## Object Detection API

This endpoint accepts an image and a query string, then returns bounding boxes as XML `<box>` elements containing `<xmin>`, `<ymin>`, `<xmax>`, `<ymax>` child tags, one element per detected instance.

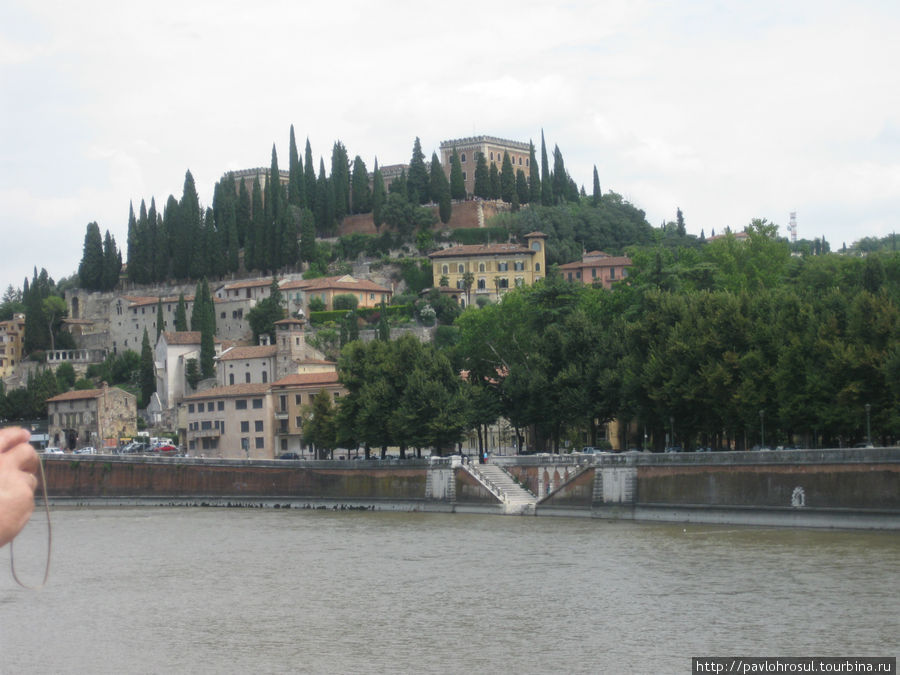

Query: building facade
<box><xmin>0</xmin><ymin>313</ymin><xmax>25</xmax><ymax>379</ymax></box>
<box><xmin>216</xmin><ymin>345</ymin><xmax>278</xmax><ymax>386</ymax></box>
<box><xmin>182</xmin><ymin>383</ymin><xmax>273</xmax><ymax>458</ymax></box>
<box><xmin>558</xmin><ymin>251</ymin><xmax>632</xmax><ymax>290</ymax></box>
<box><xmin>46</xmin><ymin>384</ymin><xmax>137</xmax><ymax>451</ymax></box>
<box><xmin>270</xmin><ymin>371</ymin><xmax>345</xmax><ymax>457</ymax></box>
<box><xmin>429</xmin><ymin>232</ymin><xmax>547</xmax><ymax>306</ymax></box>
<box><xmin>439</xmin><ymin>136</ymin><xmax>532</xmax><ymax>198</ymax></box>
<box><xmin>280</xmin><ymin>275</ymin><xmax>392</xmax><ymax>316</ymax></box>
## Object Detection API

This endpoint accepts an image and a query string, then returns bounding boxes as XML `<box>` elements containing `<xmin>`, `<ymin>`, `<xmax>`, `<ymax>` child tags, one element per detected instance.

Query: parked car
<box><xmin>278</xmin><ymin>452</ymin><xmax>301</xmax><ymax>460</ymax></box>
<box><xmin>664</xmin><ymin>445</ymin><xmax>683</xmax><ymax>453</ymax></box>
<box><xmin>156</xmin><ymin>445</ymin><xmax>179</xmax><ymax>456</ymax></box>
<box><xmin>75</xmin><ymin>446</ymin><xmax>96</xmax><ymax>455</ymax></box>
<box><xmin>43</xmin><ymin>447</ymin><xmax>64</xmax><ymax>455</ymax></box>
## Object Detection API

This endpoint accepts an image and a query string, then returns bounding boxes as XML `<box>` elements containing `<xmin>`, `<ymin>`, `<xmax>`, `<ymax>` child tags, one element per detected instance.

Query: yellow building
<box><xmin>0</xmin><ymin>313</ymin><xmax>25</xmax><ymax>379</ymax></box>
<box><xmin>429</xmin><ymin>232</ymin><xmax>547</xmax><ymax>307</ymax></box>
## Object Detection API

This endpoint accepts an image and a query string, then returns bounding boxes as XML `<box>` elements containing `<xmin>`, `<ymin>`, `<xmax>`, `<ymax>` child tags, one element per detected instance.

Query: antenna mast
<box><xmin>787</xmin><ymin>211</ymin><xmax>798</xmax><ymax>243</ymax></box>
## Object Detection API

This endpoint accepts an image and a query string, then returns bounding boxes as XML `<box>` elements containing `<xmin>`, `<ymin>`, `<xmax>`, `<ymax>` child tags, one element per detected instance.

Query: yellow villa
<box><xmin>429</xmin><ymin>232</ymin><xmax>547</xmax><ymax>306</ymax></box>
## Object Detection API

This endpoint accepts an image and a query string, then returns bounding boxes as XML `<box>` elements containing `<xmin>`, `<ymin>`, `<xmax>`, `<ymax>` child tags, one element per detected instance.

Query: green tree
<box><xmin>473</xmin><ymin>152</ymin><xmax>490</xmax><ymax>199</ymax></box>
<box><xmin>407</xmin><ymin>137</ymin><xmax>429</xmax><ymax>205</ymax></box>
<box><xmin>78</xmin><ymin>222</ymin><xmax>104</xmax><ymax>290</ymax></box>
<box><xmin>41</xmin><ymin>295</ymin><xmax>67</xmax><ymax>353</ymax></box>
<box><xmin>592</xmin><ymin>166</ymin><xmax>601</xmax><ymax>206</ymax></box>
<box><xmin>489</xmin><ymin>163</ymin><xmax>500</xmax><ymax>200</ymax></box>
<box><xmin>174</xmin><ymin>293</ymin><xmax>188</xmax><ymax>332</ymax></box>
<box><xmin>516</xmin><ymin>169</ymin><xmax>529</xmax><ymax>206</ymax></box>
<box><xmin>331</xmin><ymin>141</ymin><xmax>350</xmax><ymax>222</ymax></box>
<box><xmin>350</xmin><ymin>155</ymin><xmax>371</xmax><ymax>214</ymax></box>
<box><xmin>287</xmin><ymin>124</ymin><xmax>305</xmax><ymax>208</ymax></box>
<box><xmin>540</xmin><ymin>130</ymin><xmax>553</xmax><ymax>206</ymax></box>
<box><xmin>372</xmin><ymin>159</ymin><xmax>386</xmax><ymax>230</ymax></box>
<box><xmin>156</xmin><ymin>298</ymin><xmax>164</xmax><ymax>340</ymax></box>
<box><xmin>247</xmin><ymin>279</ymin><xmax>286</xmax><ymax>344</ymax></box>
<box><xmin>500</xmin><ymin>151</ymin><xmax>516</xmax><ymax>203</ymax></box>
<box><xmin>140</xmin><ymin>328</ymin><xmax>155</xmax><ymax>406</ymax></box>
<box><xmin>55</xmin><ymin>362</ymin><xmax>76</xmax><ymax>391</ymax></box>
<box><xmin>304</xmin><ymin>138</ymin><xmax>317</xmax><ymax>214</ymax></box>
<box><xmin>430</xmin><ymin>152</ymin><xmax>452</xmax><ymax>224</ymax></box>
<box><xmin>529</xmin><ymin>140</ymin><xmax>541</xmax><ymax>205</ymax></box>
<box><xmin>102</xmin><ymin>230</ymin><xmax>121</xmax><ymax>290</ymax></box>
<box><xmin>450</xmin><ymin>147</ymin><xmax>466</xmax><ymax>200</ymax></box>
<box><xmin>303</xmin><ymin>389</ymin><xmax>338</xmax><ymax>459</ymax></box>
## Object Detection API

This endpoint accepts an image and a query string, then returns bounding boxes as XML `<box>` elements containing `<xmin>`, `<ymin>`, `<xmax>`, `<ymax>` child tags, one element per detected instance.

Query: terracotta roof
<box><xmin>524</xmin><ymin>231</ymin><xmax>547</xmax><ymax>238</ymax></box>
<box><xmin>271</xmin><ymin>372</ymin><xmax>341</xmax><ymax>387</ymax></box>
<box><xmin>274</xmin><ymin>318</ymin><xmax>306</xmax><ymax>326</ymax></box>
<box><xmin>182</xmin><ymin>383</ymin><xmax>271</xmax><ymax>400</ymax></box>
<box><xmin>280</xmin><ymin>275</ymin><xmax>390</xmax><ymax>293</ymax></box>
<box><xmin>217</xmin><ymin>345</ymin><xmax>278</xmax><ymax>361</ymax></box>
<box><xmin>222</xmin><ymin>278</ymin><xmax>274</xmax><ymax>290</ymax></box>
<box><xmin>125</xmin><ymin>295</ymin><xmax>193</xmax><ymax>308</ymax></box>
<box><xmin>559</xmin><ymin>255</ymin><xmax>632</xmax><ymax>270</ymax></box>
<box><xmin>47</xmin><ymin>387</ymin><xmax>133</xmax><ymax>402</ymax></box>
<box><xmin>429</xmin><ymin>243</ymin><xmax>532</xmax><ymax>258</ymax></box>
<box><xmin>162</xmin><ymin>331</ymin><xmax>202</xmax><ymax>345</ymax></box>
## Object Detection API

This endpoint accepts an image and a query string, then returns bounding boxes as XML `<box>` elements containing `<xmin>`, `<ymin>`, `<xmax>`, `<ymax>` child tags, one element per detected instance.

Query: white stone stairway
<box><xmin>467</xmin><ymin>462</ymin><xmax>537</xmax><ymax>515</ymax></box>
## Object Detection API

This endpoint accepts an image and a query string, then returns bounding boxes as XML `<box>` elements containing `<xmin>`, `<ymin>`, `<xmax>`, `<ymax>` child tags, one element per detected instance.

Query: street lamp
<box><xmin>759</xmin><ymin>409</ymin><xmax>765</xmax><ymax>449</ymax></box>
<box><xmin>669</xmin><ymin>416</ymin><xmax>675</xmax><ymax>449</ymax></box>
<box><xmin>865</xmin><ymin>404</ymin><xmax>872</xmax><ymax>446</ymax></box>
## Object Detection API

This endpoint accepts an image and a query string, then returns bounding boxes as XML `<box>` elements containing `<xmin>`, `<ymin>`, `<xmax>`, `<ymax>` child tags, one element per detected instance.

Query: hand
<box><xmin>0</xmin><ymin>428</ymin><xmax>39</xmax><ymax>547</ymax></box>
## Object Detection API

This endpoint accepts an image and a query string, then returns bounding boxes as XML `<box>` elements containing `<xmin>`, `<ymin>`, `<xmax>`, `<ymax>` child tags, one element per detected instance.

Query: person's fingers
<box><xmin>14</xmin><ymin>443</ymin><xmax>39</xmax><ymax>476</ymax></box>
<box><xmin>0</xmin><ymin>427</ymin><xmax>31</xmax><ymax>453</ymax></box>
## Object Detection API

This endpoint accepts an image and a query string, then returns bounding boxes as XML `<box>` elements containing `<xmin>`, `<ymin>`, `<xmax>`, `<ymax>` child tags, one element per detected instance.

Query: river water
<box><xmin>0</xmin><ymin>508</ymin><xmax>897</xmax><ymax>674</ymax></box>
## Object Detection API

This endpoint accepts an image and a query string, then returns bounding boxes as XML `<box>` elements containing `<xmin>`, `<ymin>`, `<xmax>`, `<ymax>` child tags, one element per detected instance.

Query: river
<box><xmin>1</xmin><ymin>508</ymin><xmax>897</xmax><ymax>674</ymax></box>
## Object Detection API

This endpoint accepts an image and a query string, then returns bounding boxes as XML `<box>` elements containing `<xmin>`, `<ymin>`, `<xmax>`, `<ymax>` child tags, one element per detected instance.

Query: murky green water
<box><xmin>1</xmin><ymin>508</ymin><xmax>897</xmax><ymax>674</ymax></box>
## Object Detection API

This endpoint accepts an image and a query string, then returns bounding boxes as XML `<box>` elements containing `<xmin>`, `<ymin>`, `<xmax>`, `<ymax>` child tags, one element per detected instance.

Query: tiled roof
<box><xmin>280</xmin><ymin>275</ymin><xmax>390</xmax><ymax>293</ymax></box>
<box><xmin>523</xmin><ymin>231</ymin><xmax>547</xmax><ymax>238</ymax></box>
<box><xmin>429</xmin><ymin>243</ymin><xmax>532</xmax><ymax>258</ymax></box>
<box><xmin>217</xmin><ymin>345</ymin><xmax>278</xmax><ymax>361</ymax></box>
<box><xmin>222</xmin><ymin>278</ymin><xmax>275</xmax><ymax>290</ymax></box>
<box><xmin>182</xmin><ymin>383</ymin><xmax>271</xmax><ymax>400</ymax></box>
<box><xmin>271</xmin><ymin>372</ymin><xmax>340</xmax><ymax>387</ymax></box>
<box><xmin>558</xmin><ymin>256</ymin><xmax>632</xmax><ymax>270</ymax></box>
<box><xmin>162</xmin><ymin>331</ymin><xmax>202</xmax><ymax>345</ymax></box>
<box><xmin>46</xmin><ymin>387</ymin><xmax>132</xmax><ymax>402</ymax></box>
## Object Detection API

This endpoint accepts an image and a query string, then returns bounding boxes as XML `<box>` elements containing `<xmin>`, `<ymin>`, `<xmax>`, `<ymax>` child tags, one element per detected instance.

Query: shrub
<box><xmin>333</xmin><ymin>294</ymin><xmax>358</xmax><ymax>311</ymax></box>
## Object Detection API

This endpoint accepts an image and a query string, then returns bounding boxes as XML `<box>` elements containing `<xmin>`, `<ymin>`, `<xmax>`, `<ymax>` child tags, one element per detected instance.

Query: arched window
<box><xmin>479</xmin><ymin>263</ymin><xmax>485</xmax><ymax>272</ymax></box>
<box><xmin>458</xmin><ymin>264</ymin><xmax>465</xmax><ymax>274</ymax></box>
<box><xmin>461</xmin><ymin>153</ymin><xmax>466</xmax><ymax>163</ymax></box>
<box><xmin>531</xmin><ymin>241</ymin><xmax>542</xmax><ymax>251</ymax></box>
<box><xmin>442</xmin><ymin>264</ymin><xmax>449</xmax><ymax>275</ymax></box>
<box><xmin>477</xmin><ymin>278</ymin><xmax>486</xmax><ymax>290</ymax></box>
<box><xmin>262</xmin><ymin>371</ymin><xmax>268</xmax><ymax>383</ymax></box>
<box><xmin>535</xmin><ymin>263</ymin><xmax>541</xmax><ymax>272</ymax></box>
<box><xmin>229</xmin><ymin>374</ymin><xmax>234</xmax><ymax>385</ymax></box>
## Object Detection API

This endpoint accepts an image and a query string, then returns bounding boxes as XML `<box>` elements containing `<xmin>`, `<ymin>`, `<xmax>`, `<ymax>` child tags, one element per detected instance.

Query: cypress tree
<box><xmin>331</xmin><ymin>141</ymin><xmax>350</xmax><ymax>222</ymax></box>
<box><xmin>473</xmin><ymin>152</ymin><xmax>490</xmax><ymax>199</ymax></box>
<box><xmin>156</xmin><ymin>298</ymin><xmax>164</xmax><ymax>340</ymax></box>
<box><xmin>350</xmin><ymin>155</ymin><xmax>371</xmax><ymax>214</ymax></box>
<box><xmin>288</xmin><ymin>125</ymin><xmax>305</xmax><ymax>208</ymax></box>
<box><xmin>304</xmin><ymin>138</ymin><xmax>317</xmax><ymax>211</ymax></box>
<box><xmin>430</xmin><ymin>152</ymin><xmax>452</xmax><ymax>224</ymax></box>
<box><xmin>280</xmin><ymin>207</ymin><xmax>299</xmax><ymax>268</ymax></box>
<box><xmin>101</xmin><ymin>230</ymin><xmax>121</xmax><ymax>290</ymax></box>
<box><xmin>175</xmin><ymin>170</ymin><xmax>201</xmax><ymax>279</ymax></box>
<box><xmin>314</xmin><ymin>160</ymin><xmax>328</xmax><ymax>234</ymax></box>
<box><xmin>540</xmin><ymin>130</ymin><xmax>552</xmax><ymax>206</ymax></box>
<box><xmin>140</xmin><ymin>328</ymin><xmax>155</xmax><ymax>406</ymax></box>
<box><xmin>516</xmin><ymin>169</ymin><xmax>529</xmax><ymax>205</ymax></box>
<box><xmin>489</xmin><ymin>163</ymin><xmax>500</xmax><ymax>200</ymax></box>
<box><xmin>552</xmin><ymin>145</ymin><xmax>567</xmax><ymax>204</ymax></box>
<box><xmin>249</xmin><ymin>177</ymin><xmax>264</xmax><ymax>271</ymax></box>
<box><xmin>266</xmin><ymin>145</ymin><xmax>284</xmax><ymax>271</ymax></box>
<box><xmin>299</xmin><ymin>207</ymin><xmax>317</xmax><ymax>263</ymax></box>
<box><xmin>528</xmin><ymin>141</ymin><xmax>541</xmax><ymax>205</ymax></box>
<box><xmin>174</xmin><ymin>293</ymin><xmax>188</xmax><ymax>331</ymax></box>
<box><xmin>163</xmin><ymin>195</ymin><xmax>180</xmax><ymax>278</ymax></box>
<box><xmin>236</xmin><ymin>178</ymin><xmax>251</xmax><ymax>249</ymax></box>
<box><xmin>500</xmin><ymin>151</ymin><xmax>515</xmax><ymax>203</ymax></box>
<box><xmin>450</xmin><ymin>148</ymin><xmax>466</xmax><ymax>200</ymax></box>
<box><xmin>78</xmin><ymin>222</ymin><xmax>104</xmax><ymax>290</ymax></box>
<box><xmin>126</xmin><ymin>202</ymin><xmax>139</xmax><ymax>283</ymax></box>
<box><xmin>372</xmin><ymin>159</ymin><xmax>386</xmax><ymax>230</ymax></box>
<box><xmin>148</xmin><ymin>198</ymin><xmax>165</xmax><ymax>282</ymax></box>
<box><xmin>407</xmin><ymin>137</ymin><xmax>429</xmax><ymax>204</ymax></box>
<box><xmin>592</xmin><ymin>165</ymin><xmax>601</xmax><ymax>206</ymax></box>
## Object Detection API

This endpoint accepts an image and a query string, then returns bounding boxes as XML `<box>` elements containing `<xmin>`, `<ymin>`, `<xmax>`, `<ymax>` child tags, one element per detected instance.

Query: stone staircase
<box><xmin>465</xmin><ymin>462</ymin><xmax>537</xmax><ymax>515</ymax></box>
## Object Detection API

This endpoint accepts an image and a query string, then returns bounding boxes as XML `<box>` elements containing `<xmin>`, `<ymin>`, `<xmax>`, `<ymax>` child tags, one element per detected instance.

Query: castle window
<box><xmin>460</xmin><ymin>153</ymin><xmax>466</xmax><ymax>163</ymax></box>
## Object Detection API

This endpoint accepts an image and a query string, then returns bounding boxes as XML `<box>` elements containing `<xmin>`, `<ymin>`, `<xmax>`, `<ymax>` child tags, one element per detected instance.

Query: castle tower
<box><xmin>274</xmin><ymin>317</ymin><xmax>310</xmax><ymax>379</ymax></box>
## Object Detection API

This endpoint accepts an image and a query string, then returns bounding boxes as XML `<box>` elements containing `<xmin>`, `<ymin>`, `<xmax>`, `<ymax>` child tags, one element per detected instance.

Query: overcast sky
<box><xmin>2</xmin><ymin>0</ymin><xmax>899</xmax><ymax>293</ymax></box>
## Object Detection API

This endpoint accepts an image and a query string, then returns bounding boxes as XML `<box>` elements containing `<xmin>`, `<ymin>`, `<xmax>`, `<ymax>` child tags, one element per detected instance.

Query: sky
<box><xmin>2</xmin><ymin>0</ymin><xmax>899</xmax><ymax>293</ymax></box>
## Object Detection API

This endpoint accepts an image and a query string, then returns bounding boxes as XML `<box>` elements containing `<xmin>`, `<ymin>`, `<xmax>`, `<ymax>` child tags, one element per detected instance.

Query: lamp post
<box><xmin>759</xmin><ymin>409</ymin><xmax>765</xmax><ymax>449</ymax></box>
<box><xmin>669</xmin><ymin>416</ymin><xmax>674</xmax><ymax>449</ymax></box>
<box><xmin>865</xmin><ymin>404</ymin><xmax>872</xmax><ymax>446</ymax></box>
